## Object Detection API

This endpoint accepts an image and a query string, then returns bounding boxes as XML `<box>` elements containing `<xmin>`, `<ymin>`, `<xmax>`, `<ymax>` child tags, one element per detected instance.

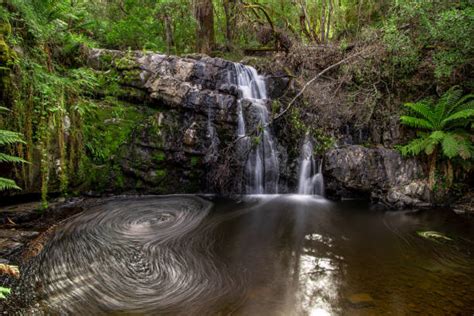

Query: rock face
<box><xmin>324</xmin><ymin>145</ymin><xmax>431</xmax><ymax>208</ymax></box>
<box><xmin>85</xmin><ymin>49</ymin><xmax>431</xmax><ymax>207</ymax></box>
<box><xmin>88</xmin><ymin>49</ymin><xmax>250</xmax><ymax>194</ymax></box>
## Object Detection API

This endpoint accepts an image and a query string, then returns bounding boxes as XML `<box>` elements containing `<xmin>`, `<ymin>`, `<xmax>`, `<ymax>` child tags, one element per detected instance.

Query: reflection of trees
<box><xmin>289</xmin><ymin>228</ymin><xmax>343</xmax><ymax>316</ymax></box>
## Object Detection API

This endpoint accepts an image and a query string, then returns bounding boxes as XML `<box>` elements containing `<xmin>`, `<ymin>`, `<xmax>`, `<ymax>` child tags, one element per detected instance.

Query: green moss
<box><xmin>190</xmin><ymin>156</ymin><xmax>200</xmax><ymax>167</ymax></box>
<box><xmin>153</xmin><ymin>151</ymin><xmax>166</xmax><ymax>163</ymax></box>
<box><xmin>83</xmin><ymin>98</ymin><xmax>145</xmax><ymax>164</ymax></box>
<box><xmin>114</xmin><ymin>56</ymin><xmax>138</xmax><ymax>70</ymax></box>
<box><xmin>155</xmin><ymin>169</ymin><xmax>167</xmax><ymax>179</ymax></box>
<box><xmin>95</xmin><ymin>70</ymin><xmax>121</xmax><ymax>96</ymax></box>
<box><xmin>98</xmin><ymin>51</ymin><xmax>114</xmax><ymax>66</ymax></box>
<box><xmin>0</xmin><ymin>22</ymin><xmax>12</xmax><ymax>37</ymax></box>
<box><xmin>119</xmin><ymin>69</ymin><xmax>142</xmax><ymax>85</ymax></box>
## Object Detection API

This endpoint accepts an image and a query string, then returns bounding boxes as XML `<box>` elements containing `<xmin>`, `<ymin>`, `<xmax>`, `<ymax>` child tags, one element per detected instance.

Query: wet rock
<box><xmin>183</xmin><ymin>122</ymin><xmax>198</xmax><ymax>146</ymax></box>
<box><xmin>0</xmin><ymin>239</ymin><xmax>23</xmax><ymax>256</ymax></box>
<box><xmin>453</xmin><ymin>189</ymin><xmax>474</xmax><ymax>215</ymax></box>
<box><xmin>347</xmin><ymin>293</ymin><xmax>375</xmax><ymax>308</ymax></box>
<box><xmin>266</xmin><ymin>73</ymin><xmax>290</xmax><ymax>99</ymax></box>
<box><xmin>324</xmin><ymin>145</ymin><xmax>430</xmax><ymax>207</ymax></box>
<box><xmin>86</xmin><ymin>49</ymin><xmax>250</xmax><ymax>195</ymax></box>
<box><xmin>0</xmin><ymin>229</ymin><xmax>39</xmax><ymax>240</ymax></box>
<box><xmin>0</xmin><ymin>202</ymin><xmax>42</xmax><ymax>225</ymax></box>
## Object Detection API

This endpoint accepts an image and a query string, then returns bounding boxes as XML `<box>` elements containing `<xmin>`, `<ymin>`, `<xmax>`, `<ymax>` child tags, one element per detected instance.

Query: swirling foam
<box><xmin>21</xmin><ymin>196</ymin><xmax>242</xmax><ymax>314</ymax></box>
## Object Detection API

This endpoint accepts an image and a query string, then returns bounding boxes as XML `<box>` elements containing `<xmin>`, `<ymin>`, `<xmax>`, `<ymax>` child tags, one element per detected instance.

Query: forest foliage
<box><xmin>0</xmin><ymin>0</ymin><xmax>472</xmax><ymax>202</ymax></box>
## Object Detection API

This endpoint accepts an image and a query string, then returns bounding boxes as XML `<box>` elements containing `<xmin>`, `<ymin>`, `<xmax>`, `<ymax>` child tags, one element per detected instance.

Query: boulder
<box><xmin>324</xmin><ymin>145</ymin><xmax>430</xmax><ymax>207</ymax></box>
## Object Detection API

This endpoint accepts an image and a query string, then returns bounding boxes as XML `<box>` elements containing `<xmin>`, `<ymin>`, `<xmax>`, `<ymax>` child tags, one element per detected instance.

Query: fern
<box><xmin>400</xmin><ymin>116</ymin><xmax>433</xmax><ymax>130</ymax></box>
<box><xmin>441</xmin><ymin>109</ymin><xmax>474</xmax><ymax>128</ymax></box>
<box><xmin>400</xmin><ymin>89</ymin><xmax>474</xmax><ymax>160</ymax></box>
<box><xmin>0</xmin><ymin>129</ymin><xmax>27</xmax><ymax>191</ymax></box>
<box><xmin>404</xmin><ymin>101</ymin><xmax>435</xmax><ymax>124</ymax></box>
<box><xmin>400</xmin><ymin>88</ymin><xmax>474</xmax><ymax>189</ymax></box>
<box><xmin>0</xmin><ymin>153</ymin><xmax>28</xmax><ymax>163</ymax></box>
<box><xmin>0</xmin><ymin>130</ymin><xmax>26</xmax><ymax>146</ymax></box>
<box><xmin>0</xmin><ymin>178</ymin><xmax>21</xmax><ymax>191</ymax></box>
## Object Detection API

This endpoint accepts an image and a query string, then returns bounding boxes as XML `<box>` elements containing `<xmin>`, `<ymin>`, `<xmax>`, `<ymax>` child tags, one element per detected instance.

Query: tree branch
<box><xmin>272</xmin><ymin>48</ymin><xmax>372</xmax><ymax>122</ymax></box>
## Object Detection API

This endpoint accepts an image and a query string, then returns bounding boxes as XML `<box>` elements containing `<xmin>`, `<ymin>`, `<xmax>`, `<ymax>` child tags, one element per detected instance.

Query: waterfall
<box><xmin>233</xmin><ymin>63</ymin><xmax>279</xmax><ymax>194</ymax></box>
<box><xmin>297</xmin><ymin>139</ymin><xmax>325</xmax><ymax>196</ymax></box>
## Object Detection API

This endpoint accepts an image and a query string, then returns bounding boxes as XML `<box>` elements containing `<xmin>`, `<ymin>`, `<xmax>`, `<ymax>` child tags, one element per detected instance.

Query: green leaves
<box><xmin>400</xmin><ymin>88</ymin><xmax>474</xmax><ymax>161</ymax></box>
<box><xmin>0</xmin><ymin>153</ymin><xmax>28</xmax><ymax>163</ymax></box>
<box><xmin>404</xmin><ymin>101</ymin><xmax>435</xmax><ymax>124</ymax></box>
<box><xmin>0</xmin><ymin>130</ymin><xmax>26</xmax><ymax>146</ymax></box>
<box><xmin>441</xmin><ymin>109</ymin><xmax>474</xmax><ymax>128</ymax></box>
<box><xmin>0</xmin><ymin>118</ymin><xmax>27</xmax><ymax>192</ymax></box>
<box><xmin>0</xmin><ymin>178</ymin><xmax>21</xmax><ymax>191</ymax></box>
<box><xmin>400</xmin><ymin>116</ymin><xmax>433</xmax><ymax>130</ymax></box>
<box><xmin>0</xmin><ymin>287</ymin><xmax>11</xmax><ymax>300</ymax></box>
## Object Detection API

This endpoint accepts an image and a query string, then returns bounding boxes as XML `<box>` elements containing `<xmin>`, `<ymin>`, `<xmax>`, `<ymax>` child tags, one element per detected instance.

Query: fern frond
<box><xmin>441</xmin><ymin>133</ymin><xmax>461</xmax><ymax>159</ymax></box>
<box><xmin>0</xmin><ymin>177</ymin><xmax>21</xmax><ymax>191</ymax></box>
<box><xmin>404</xmin><ymin>101</ymin><xmax>435</xmax><ymax>124</ymax></box>
<box><xmin>429</xmin><ymin>130</ymin><xmax>445</xmax><ymax>141</ymax></box>
<box><xmin>441</xmin><ymin>109</ymin><xmax>474</xmax><ymax>128</ymax></box>
<box><xmin>456</xmin><ymin>136</ymin><xmax>474</xmax><ymax>160</ymax></box>
<box><xmin>436</xmin><ymin>87</ymin><xmax>463</xmax><ymax>122</ymax></box>
<box><xmin>447</xmin><ymin>94</ymin><xmax>474</xmax><ymax>115</ymax></box>
<box><xmin>400</xmin><ymin>116</ymin><xmax>433</xmax><ymax>130</ymax></box>
<box><xmin>424</xmin><ymin>136</ymin><xmax>440</xmax><ymax>155</ymax></box>
<box><xmin>399</xmin><ymin>137</ymin><xmax>429</xmax><ymax>156</ymax></box>
<box><xmin>0</xmin><ymin>130</ymin><xmax>25</xmax><ymax>146</ymax></box>
<box><xmin>0</xmin><ymin>153</ymin><xmax>28</xmax><ymax>164</ymax></box>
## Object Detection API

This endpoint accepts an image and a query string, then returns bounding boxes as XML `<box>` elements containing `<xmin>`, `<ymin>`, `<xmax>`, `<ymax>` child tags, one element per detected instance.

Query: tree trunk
<box><xmin>194</xmin><ymin>0</ymin><xmax>215</xmax><ymax>54</ymax></box>
<box><xmin>428</xmin><ymin>150</ymin><xmax>437</xmax><ymax>190</ymax></box>
<box><xmin>320</xmin><ymin>0</ymin><xmax>326</xmax><ymax>43</ymax></box>
<box><xmin>164</xmin><ymin>15</ymin><xmax>175</xmax><ymax>55</ymax></box>
<box><xmin>223</xmin><ymin>0</ymin><xmax>237</xmax><ymax>50</ymax></box>
<box><xmin>446</xmin><ymin>160</ymin><xmax>453</xmax><ymax>188</ymax></box>
<box><xmin>326</xmin><ymin>0</ymin><xmax>333</xmax><ymax>41</ymax></box>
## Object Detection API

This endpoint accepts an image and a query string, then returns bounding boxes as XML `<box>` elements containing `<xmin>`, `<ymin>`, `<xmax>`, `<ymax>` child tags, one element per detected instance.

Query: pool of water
<box><xmin>11</xmin><ymin>195</ymin><xmax>474</xmax><ymax>315</ymax></box>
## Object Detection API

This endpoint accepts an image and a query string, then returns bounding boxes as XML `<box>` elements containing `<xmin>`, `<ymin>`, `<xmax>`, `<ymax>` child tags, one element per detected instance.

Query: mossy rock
<box><xmin>190</xmin><ymin>156</ymin><xmax>201</xmax><ymax>167</ymax></box>
<box><xmin>118</xmin><ymin>69</ymin><xmax>143</xmax><ymax>86</ymax></box>
<box><xmin>0</xmin><ymin>37</ymin><xmax>14</xmax><ymax>65</ymax></box>
<box><xmin>153</xmin><ymin>151</ymin><xmax>166</xmax><ymax>163</ymax></box>
<box><xmin>0</xmin><ymin>22</ymin><xmax>12</xmax><ymax>37</ymax></box>
<box><xmin>114</xmin><ymin>56</ymin><xmax>139</xmax><ymax>70</ymax></box>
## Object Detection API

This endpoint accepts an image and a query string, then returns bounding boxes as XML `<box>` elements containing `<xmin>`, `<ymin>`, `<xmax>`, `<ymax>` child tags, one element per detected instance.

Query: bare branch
<box><xmin>272</xmin><ymin>48</ymin><xmax>372</xmax><ymax>122</ymax></box>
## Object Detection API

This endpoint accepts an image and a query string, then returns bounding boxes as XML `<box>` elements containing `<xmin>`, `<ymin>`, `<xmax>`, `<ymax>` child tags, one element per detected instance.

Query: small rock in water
<box><xmin>347</xmin><ymin>293</ymin><xmax>375</xmax><ymax>308</ymax></box>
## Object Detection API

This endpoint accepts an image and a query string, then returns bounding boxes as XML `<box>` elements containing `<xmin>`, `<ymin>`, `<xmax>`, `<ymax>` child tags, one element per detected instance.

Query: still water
<box><xmin>14</xmin><ymin>195</ymin><xmax>474</xmax><ymax>315</ymax></box>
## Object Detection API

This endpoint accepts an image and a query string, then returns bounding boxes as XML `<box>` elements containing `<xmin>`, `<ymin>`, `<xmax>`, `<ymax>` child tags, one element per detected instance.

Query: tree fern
<box><xmin>400</xmin><ymin>88</ymin><xmax>474</xmax><ymax>189</ymax></box>
<box><xmin>404</xmin><ymin>101</ymin><xmax>435</xmax><ymax>124</ymax></box>
<box><xmin>435</xmin><ymin>87</ymin><xmax>463</xmax><ymax>124</ymax></box>
<box><xmin>441</xmin><ymin>109</ymin><xmax>474</xmax><ymax>128</ymax></box>
<box><xmin>400</xmin><ymin>116</ymin><xmax>433</xmax><ymax>130</ymax></box>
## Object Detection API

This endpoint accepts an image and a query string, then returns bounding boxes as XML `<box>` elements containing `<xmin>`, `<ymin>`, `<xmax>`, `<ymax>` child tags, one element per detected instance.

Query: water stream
<box><xmin>10</xmin><ymin>195</ymin><xmax>474</xmax><ymax>315</ymax></box>
<box><xmin>297</xmin><ymin>139</ymin><xmax>325</xmax><ymax>196</ymax></box>
<box><xmin>233</xmin><ymin>64</ymin><xmax>279</xmax><ymax>194</ymax></box>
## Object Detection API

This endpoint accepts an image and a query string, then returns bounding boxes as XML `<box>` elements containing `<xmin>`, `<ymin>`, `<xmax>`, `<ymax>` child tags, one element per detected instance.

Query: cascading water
<box><xmin>233</xmin><ymin>63</ymin><xmax>279</xmax><ymax>194</ymax></box>
<box><xmin>297</xmin><ymin>139</ymin><xmax>325</xmax><ymax>196</ymax></box>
